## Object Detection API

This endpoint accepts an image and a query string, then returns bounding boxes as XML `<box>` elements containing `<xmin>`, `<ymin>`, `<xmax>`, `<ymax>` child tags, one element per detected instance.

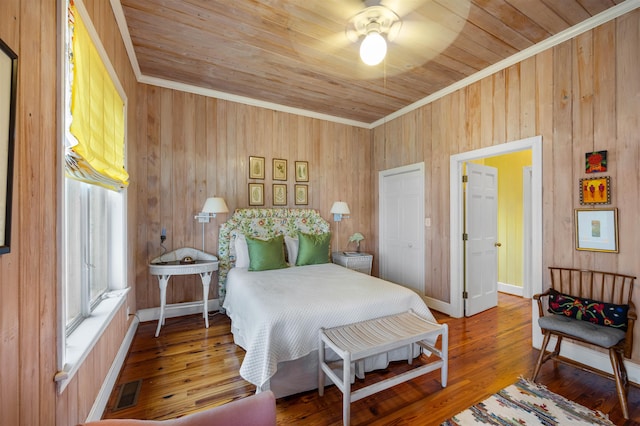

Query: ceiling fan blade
<box><xmin>381</xmin><ymin>0</ymin><xmax>428</xmax><ymax>18</ymax></box>
<box><xmin>384</xmin><ymin>0</ymin><xmax>471</xmax><ymax>70</ymax></box>
<box><xmin>286</xmin><ymin>0</ymin><xmax>472</xmax><ymax>79</ymax></box>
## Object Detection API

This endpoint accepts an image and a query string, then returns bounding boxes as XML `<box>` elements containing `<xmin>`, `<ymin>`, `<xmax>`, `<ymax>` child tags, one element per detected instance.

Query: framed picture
<box><xmin>0</xmin><ymin>39</ymin><xmax>17</xmax><ymax>255</ymax></box>
<box><xmin>248</xmin><ymin>183</ymin><xmax>264</xmax><ymax>206</ymax></box>
<box><xmin>294</xmin><ymin>184</ymin><xmax>308</xmax><ymax>205</ymax></box>
<box><xmin>249</xmin><ymin>156</ymin><xmax>265</xmax><ymax>179</ymax></box>
<box><xmin>273</xmin><ymin>158</ymin><xmax>287</xmax><ymax>181</ymax></box>
<box><xmin>273</xmin><ymin>184</ymin><xmax>287</xmax><ymax>206</ymax></box>
<box><xmin>585</xmin><ymin>150</ymin><xmax>607</xmax><ymax>173</ymax></box>
<box><xmin>579</xmin><ymin>176</ymin><xmax>610</xmax><ymax>205</ymax></box>
<box><xmin>295</xmin><ymin>161</ymin><xmax>309</xmax><ymax>182</ymax></box>
<box><xmin>575</xmin><ymin>208</ymin><xmax>618</xmax><ymax>253</ymax></box>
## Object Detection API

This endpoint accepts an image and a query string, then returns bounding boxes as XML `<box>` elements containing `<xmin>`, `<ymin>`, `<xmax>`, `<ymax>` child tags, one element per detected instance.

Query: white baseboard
<box><xmin>86</xmin><ymin>315</ymin><xmax>140</xmax><ymax>422</ymax></box>
<box><xmin>137</xmin><ymin>299</ymin><xmax>221</xmax><ymax>323</ymax></box>
<box><xmin>497</xmin><ymin>282</ymin><xmax>524</xmax><ymax>297</ymax></box>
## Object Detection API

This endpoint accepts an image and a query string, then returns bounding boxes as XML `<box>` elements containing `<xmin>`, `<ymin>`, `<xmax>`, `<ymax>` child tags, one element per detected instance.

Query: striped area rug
<box><xmin>442</xmin><ymin>378</ymin><xmax>614</xmax><ymax>426</ymax></box>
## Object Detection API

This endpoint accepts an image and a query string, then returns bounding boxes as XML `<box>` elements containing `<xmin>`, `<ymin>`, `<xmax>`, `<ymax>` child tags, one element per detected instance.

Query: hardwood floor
<box><xmin>103</xmin><ymin>293</ymin><xmax>639</xmax><ymax>425</ymax></box>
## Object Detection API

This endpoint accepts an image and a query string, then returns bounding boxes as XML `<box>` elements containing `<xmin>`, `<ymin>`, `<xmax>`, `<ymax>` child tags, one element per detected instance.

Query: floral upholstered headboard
<box><xmin>217</xmin><ymin>208</ymin><xmax>330</xmax><ymax>300</ymax></box>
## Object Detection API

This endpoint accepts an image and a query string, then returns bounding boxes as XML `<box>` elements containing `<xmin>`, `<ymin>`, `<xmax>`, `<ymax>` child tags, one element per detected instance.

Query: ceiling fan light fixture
<box><xmin>360</xmin><ymin>31</ymin><xmax>387</xmax><ymax>66</ymax></box>
<box><xmin>346</xmin><ymin>4</ymin><xmax>401</xmax><ymax>66</ymax></box>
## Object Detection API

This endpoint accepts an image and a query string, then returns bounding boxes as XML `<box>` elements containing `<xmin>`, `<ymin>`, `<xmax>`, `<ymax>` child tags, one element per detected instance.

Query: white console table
<box><xmin>149</xmin><ymin>255</ymin><xmax>218</xmax><ymax>337</ymax></box>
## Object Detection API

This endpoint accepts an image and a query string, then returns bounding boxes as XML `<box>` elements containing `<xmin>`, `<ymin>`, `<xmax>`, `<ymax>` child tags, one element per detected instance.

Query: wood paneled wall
<box><xmin>1</xmin><ymin>2</ymin><xmax>639</xmax><ymax>425</ymax></box>
<box><xmin>372</xmin><ymin>10</ymin><xmax>640</xmax><ymax>361</ymax></box>
<box><xmin>0</xmin><ymin>1</ymin><xmax>139</xmax><ymax>424</ymax></box>
<box><xmin>134</xmin><ymin>88</ymin><xmax>373</xmax><ymax>309</ymax></box>
<box><xmin>135</xmin><ymin>9</ymin><xmax>640</xmax><ymax>362</ymax></box>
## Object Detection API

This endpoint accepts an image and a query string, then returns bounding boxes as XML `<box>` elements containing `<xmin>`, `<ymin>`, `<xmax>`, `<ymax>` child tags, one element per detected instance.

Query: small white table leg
<box><xmin>199</xmin><ymin>271</ymin><xmax>213</xmax><ymax>329</ymax></box>
<box><xmin>343</xmin><ymin>357</ymin><xmax>351</xmax><ymax>426</ymax></box>
<box><xmin>441</xmin><ymin>324</ymin><xmax>449</xmax><ymax>387</ymax></box>
<box><xmin>318</xmin><ymin>333</ymin><xmax>326</xmax><ymax>396</ymax></box>
<box><xmin>155</xmin><ymin>274</ymin><xmax>170</xmax><ymax>337</ymax></box>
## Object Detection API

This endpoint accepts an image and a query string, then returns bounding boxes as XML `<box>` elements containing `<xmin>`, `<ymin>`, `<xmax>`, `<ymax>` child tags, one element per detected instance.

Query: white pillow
<box><xmin>284</xmin><ymin>236</ymin><xmax>299</xmax><ymax>266</ymax></box>
<box><xmin>234</xmin><ymin>234</ymin><xmax>250</xmax><ymax>268</ymax></box>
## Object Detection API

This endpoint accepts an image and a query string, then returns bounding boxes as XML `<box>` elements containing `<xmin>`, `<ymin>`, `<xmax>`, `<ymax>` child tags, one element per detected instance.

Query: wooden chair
<box><xmin>532</xmin><ymin>267</ymin><xmax>636</xmax><ymax>419</ymax></box>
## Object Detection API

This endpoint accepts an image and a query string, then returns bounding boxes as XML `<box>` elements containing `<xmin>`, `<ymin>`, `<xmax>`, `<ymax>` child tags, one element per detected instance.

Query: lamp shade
<box><xmin>330</xmin><ymin>201</ymin><xmax>350</xmax><ymax>215</ymax></box>
<box><xmin>360</xmin><ymin>31</ymin><xmax>387</xmax><ymax>66</ymax></box>
<box><xmin>202</xmin><ymin>197</ymin><xmax>229</xmax><ymax>214</ymax></box>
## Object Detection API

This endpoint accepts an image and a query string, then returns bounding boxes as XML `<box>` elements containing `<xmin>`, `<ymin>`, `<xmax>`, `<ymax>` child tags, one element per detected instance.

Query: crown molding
<box><xmin>371</xmin><ymin>0</ymin><xmax>640</xmax><ymax>128</ymax></box>
<box><xmin>110</xmin><ymin>0</ymin><xmax>639</xmax><ymax>129</ymax></box>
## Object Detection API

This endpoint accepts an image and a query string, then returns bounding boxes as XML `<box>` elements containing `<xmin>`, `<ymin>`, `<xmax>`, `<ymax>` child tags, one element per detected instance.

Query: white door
<box><xmin>464</xmin><ymin>162</ymin><xmax>498</xmax><ymax>316</ymax></box>
<box><xmin>379</xmin><ymin>163</ymin><xmax>424</xmax><ymax>295</ymax></box>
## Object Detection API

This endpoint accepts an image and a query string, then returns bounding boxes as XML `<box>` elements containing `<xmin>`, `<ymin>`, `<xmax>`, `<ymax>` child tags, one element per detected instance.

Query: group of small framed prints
<box><xmin>576</xmin><ymin>150</ymin><xmax>618</xmax><ymax>253</ymax></box>
<box><xmin>580</xmin><ymin>151</ymin><xmax>610</xmax><ymax>205</ymax></box>
<box><xmin>248</xmin><ymin>156</ymin><xmax>309</xmax><ymax>206</ymax></box>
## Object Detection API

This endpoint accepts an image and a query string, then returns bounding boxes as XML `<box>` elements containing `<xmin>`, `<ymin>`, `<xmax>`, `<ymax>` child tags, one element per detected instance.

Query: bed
<box><xmin>218</xmin><ymin>208</ymin><xmax>438</xmax><ymax>398</ymax></box>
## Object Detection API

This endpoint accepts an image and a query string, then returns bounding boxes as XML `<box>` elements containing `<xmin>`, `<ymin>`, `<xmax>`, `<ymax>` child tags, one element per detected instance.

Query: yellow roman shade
<box><xmin>66</xmin><ymin>3</ymin><xmax>129</xmax><ymax>191</ymax></box>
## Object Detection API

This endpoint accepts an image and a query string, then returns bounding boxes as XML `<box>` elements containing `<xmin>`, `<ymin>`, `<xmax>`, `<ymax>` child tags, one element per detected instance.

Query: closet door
<box><xmin>379</xmin><ymin>163</ymin><xmax>424</xmax><ymax>295</ymax></box>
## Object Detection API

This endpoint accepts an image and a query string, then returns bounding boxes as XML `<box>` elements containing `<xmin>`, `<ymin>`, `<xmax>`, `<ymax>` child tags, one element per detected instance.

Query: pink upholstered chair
<box><xmin>79</xmin><ymin>391</ymin><xmax>276</xmax><ymax>426</ymax></box>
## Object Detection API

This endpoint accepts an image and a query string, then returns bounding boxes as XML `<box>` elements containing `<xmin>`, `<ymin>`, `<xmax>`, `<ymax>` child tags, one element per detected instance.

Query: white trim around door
<box><xmin>449</xmin><ymin>136</ymin><xmax>543</xmax><ymax>320</ymax></box>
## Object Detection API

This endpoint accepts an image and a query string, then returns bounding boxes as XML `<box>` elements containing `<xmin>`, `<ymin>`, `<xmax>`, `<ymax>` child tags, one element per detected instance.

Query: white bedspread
<box><xmin>222</xmin><ymin>263</ymin><xmax>436</xmax><ymax>390</ymax></box>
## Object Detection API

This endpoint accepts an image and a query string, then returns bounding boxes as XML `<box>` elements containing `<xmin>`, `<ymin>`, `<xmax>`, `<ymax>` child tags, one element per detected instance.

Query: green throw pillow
<box><xmin>295</xmin><ymin>232</ymin><xmax>331</xmax><ymax>266</ymax></box>
<box><xmin>245</xmin><ymin>235</ymin><xmax>288</xmax><ymax>271</ymax></box>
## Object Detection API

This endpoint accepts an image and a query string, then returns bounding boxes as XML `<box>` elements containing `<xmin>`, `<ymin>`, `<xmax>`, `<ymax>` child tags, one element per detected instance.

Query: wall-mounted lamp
<box><xmin>194</xmin><ymin>197</ymin><xmax>229</xmax><ymax>251</ymax></box>
<box><xmin>330</xmin><ymin>201</ymin><xmax>351</xmax><ymax>222</ymax></box>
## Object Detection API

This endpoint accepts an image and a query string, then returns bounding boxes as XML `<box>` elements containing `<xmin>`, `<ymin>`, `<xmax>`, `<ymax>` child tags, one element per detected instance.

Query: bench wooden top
<box><xmin>320</xmin><ymin>310</ymin><xmax>444</xmax><ymax>360</ymax></box>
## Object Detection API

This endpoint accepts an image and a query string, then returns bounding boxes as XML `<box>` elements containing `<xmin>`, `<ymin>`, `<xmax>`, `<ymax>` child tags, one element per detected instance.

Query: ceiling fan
<box><xmin>286</xmin><ymin>0</ymin><xmax>471</xmax><ymax>80</ymax></box>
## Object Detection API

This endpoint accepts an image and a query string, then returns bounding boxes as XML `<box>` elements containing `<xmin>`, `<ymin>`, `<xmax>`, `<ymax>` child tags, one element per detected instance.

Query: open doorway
<box><xmin>484</xmin><ymin>152</ymin><xmax>533</xmax><ymax>298</ymax></box>
<box><xmin>449</xmin><ymin>136</ymin><xmax>543</xmax><ymax>319</ymax></box>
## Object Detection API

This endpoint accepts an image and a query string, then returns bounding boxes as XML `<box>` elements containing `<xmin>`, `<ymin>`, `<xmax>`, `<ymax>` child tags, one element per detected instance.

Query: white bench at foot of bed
<box><xmin>318</xmin><ymin>310</ymin><xmax>448</xmax><ymax>426</ymax></box>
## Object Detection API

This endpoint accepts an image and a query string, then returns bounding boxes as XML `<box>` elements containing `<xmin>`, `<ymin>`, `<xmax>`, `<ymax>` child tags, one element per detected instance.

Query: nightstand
<box><xmin>332</xmin><ymin>251</ymin><xmax>373</xmax><ymax>275</ymax></box>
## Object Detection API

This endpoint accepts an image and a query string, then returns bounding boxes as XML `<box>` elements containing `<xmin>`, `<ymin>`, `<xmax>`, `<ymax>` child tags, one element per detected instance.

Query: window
<box><xmin>57</xmin><ymin>0</ymin><xmax>128</xmax><ymax>390</ymax></box>
<box><xmin>64</xmin><ymin>178</ymin><xmax>125</xmax><ymax>333</ymax></box>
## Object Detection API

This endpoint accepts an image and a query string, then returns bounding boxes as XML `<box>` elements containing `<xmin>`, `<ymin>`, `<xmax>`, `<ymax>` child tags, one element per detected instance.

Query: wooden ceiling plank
<box><xmin>469</xmin><ymin>0</ymin><xmax>551</xmax><ymax>45</ymax></box>
<box><xmin>505</xmin><ymin>0</ymin><xmax>575</xmax><ymax>34</ymax></box>
<box><xmin>577</xmin><ymin>0</ymin><xmax>621</xmax><ymax>16</ymax></box>
<box><xmin>117</xmin><ymin>0</ymin><xmax>624</xmax><ymax>123</ymax></box>
<box><xmin>538</xmin><ymin>0</ymin><xmax>591</xmax><ymax>25</ymax></box>
<box><xmin>467</xmin><ymin>0</ymin><xmax>533</xmax><ymax>50</ymax></box>
<box><xmin>135</xmin><ymin>51</ymin><xmax>391</xmax><ymax>122</ymax></box>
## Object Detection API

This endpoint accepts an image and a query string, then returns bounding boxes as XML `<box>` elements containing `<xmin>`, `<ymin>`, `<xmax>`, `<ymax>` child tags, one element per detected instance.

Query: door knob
<box><xmin>494</xmin><ymin>242</ymin><xmax>502</xmax><ymax>247</ymax></box>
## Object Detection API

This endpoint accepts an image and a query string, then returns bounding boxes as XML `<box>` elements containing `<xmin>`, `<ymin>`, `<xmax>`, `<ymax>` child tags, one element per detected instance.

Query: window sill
<box><xmin>56</xmin><ymin>288</ymin><xmax>130</xmax><ymax>393</ymax></box>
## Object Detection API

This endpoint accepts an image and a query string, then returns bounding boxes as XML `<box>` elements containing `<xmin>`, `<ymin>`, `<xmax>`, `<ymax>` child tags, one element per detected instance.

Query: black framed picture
<box><xmin>0</xmin><ymin>38</ymin><xmax>17</xmax><ymax>255</ymax></box>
